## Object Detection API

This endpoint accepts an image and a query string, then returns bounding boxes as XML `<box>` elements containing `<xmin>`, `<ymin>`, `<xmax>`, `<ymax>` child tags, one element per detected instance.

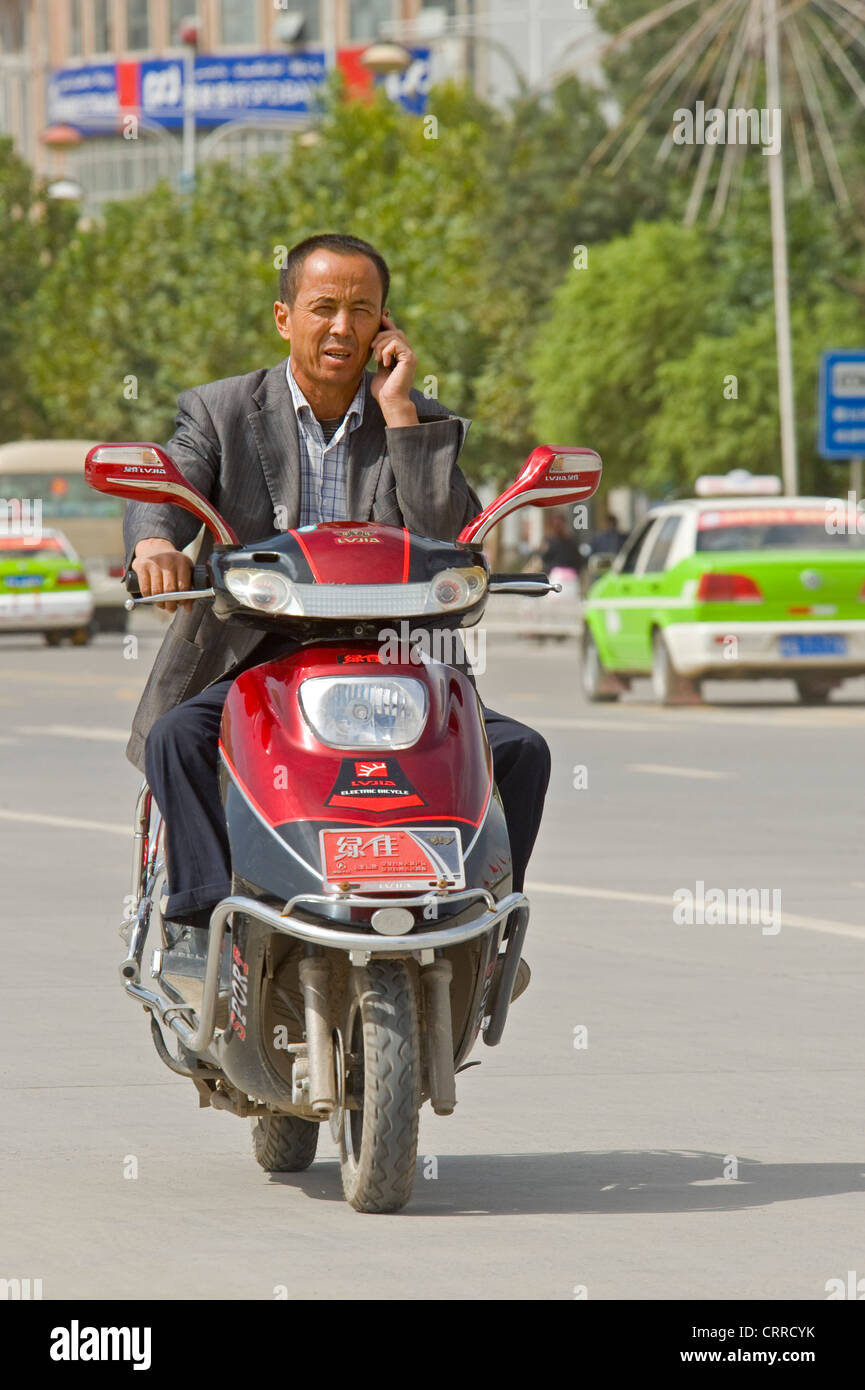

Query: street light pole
<box><xmin>179</xmin><ymin>17</ymin><xmax>200</xmax><ymax>193</ymax></box>
<box><xmin>323</xmin><ymin>0</ymin><xmax>337</xmax><ymax>72</ymax></box>
<box><xmin>527</xmin><ymin>0</ymin><xmax>543</xmax><ymax>89</ymax></box>
<box><xmin>764</xmin><ymin>0</ymin><xmax>798</xmax><ymax>496</ymax></box>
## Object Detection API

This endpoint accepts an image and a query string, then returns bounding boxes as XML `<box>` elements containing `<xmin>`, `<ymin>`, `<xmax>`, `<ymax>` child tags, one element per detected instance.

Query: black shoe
<box><xmin>511</xmin><ymin>957</ymin><xmax>531</xmax><ymax>1001</ymax></box>
<box><xmin>489</xmin><ymin>954</ymin><xmax>531</xmax><ymax>1007</ymax></box>
<box><xmin>161</xmin><ymin>922</ymin><xmax>211</xmax><ymax>980</ymax></box>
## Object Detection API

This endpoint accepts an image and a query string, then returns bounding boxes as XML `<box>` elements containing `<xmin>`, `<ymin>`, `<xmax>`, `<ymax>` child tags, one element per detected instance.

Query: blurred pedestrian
<box><xmin>591</xmin><ymin>508</ymin><xmax>626</xmax><ymax>556</ymax></box>
<box><xmin>540</xmin><ymin>511</ymin><xmax>585</xmax><ymax>576</ymax></box>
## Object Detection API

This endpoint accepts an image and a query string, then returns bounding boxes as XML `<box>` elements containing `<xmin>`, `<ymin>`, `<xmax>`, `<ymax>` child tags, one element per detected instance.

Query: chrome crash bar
<box><xmin>123</xmin><ymin>889</ymin><xmax>527</xmax><ymax>1056</ymax></box>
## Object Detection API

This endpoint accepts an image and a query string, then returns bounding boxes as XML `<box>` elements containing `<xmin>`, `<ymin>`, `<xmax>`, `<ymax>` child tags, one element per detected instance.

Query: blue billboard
<box><xmin>139</xmin><ymin>52</ymin><xmax>327</xmax><ymax>126</ymax></box>
<box><xmin>48</xmin><ymin>49</ymin><xmax>430</xmax><ymax>135</ymax></box>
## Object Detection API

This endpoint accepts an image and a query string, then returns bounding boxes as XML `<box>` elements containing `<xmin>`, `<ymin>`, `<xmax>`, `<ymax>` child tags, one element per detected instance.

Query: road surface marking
<box><xmin>628</xmin><ymin>763</ymin><xmax>729</xmax><ymax>780</ymax></box>
<box><xmin>0</xmin><ymin>809</ymin><xmax>127</xmax><ymax>835</ymax></box>
<box><xmin>2</xmin><ymin>820</ymin><xmax>859</xmax><ymax>937</ymax></box>
<box><xmin>627</xmin><ymin>703</ymin><xmax>865</xmax><ymax>729</ymax></box>
<box><xmin>2</xmin><ymin>669</ymin><xmax>140</xmax><ymax>687</ymax></box>
<box><xmin>526</xmin><ymin>881</ymin><xmax>865</xmax><ymax>940</ymax></box>
<box><xmin>15</xmin><ymin>724</ymin><xmax>128</xmax><ymax>742</ymax></box>
<box><xmin>533</xmin><ymin>716</ymin><xmax>661</xmax><ymax>732</ymax></box>
<box><xmin>534</xmin><ymin>709</ymin><xmax>865</xmax><ymax>733</ymax></box>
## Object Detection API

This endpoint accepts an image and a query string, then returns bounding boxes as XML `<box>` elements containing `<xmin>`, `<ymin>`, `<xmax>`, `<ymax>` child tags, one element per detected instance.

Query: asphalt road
<box><xmin>1</xmin><ymin>619</ymin><xmax>863</xmax><ymax>1301</ymax></box>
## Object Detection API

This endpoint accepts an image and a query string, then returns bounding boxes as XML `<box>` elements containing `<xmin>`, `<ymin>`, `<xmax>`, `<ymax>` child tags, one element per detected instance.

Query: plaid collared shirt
<box><xmin>285</xmin><ymin>358</ymin><xmax>367</xmax><ymax>526</ymax></box>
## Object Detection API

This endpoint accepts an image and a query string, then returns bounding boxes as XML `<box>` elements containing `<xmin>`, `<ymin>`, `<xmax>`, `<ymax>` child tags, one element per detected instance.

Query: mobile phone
<box><xmin>378</xmin><ymin>314</ymin><xmax>396</xmax><ymax>368</ymax></box>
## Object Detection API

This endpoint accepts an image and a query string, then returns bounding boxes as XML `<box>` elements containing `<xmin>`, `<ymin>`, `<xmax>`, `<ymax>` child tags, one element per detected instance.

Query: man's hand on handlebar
<box><xmin>131</xmin><ymin>538</ymin><xmax>195</xmax><ymax>613</ymax></box>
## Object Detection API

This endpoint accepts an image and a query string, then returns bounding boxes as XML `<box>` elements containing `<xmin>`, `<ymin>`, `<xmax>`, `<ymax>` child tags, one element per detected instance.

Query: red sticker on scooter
<box><xmin>320</xmin><ymin>827</ymin><xmax>465</xmax><ymax>890</ymax></box>
<box><xmin>325</xmin><ymin>757</ymin><xmax>425</xmax><ymax>810</ymax></box>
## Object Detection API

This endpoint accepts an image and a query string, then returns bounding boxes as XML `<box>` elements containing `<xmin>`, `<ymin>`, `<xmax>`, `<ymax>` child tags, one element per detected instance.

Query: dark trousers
<box><xmin>145</xmin><ymin>680</ymin><xmax>551</xmax><ymax>922</ymax></box>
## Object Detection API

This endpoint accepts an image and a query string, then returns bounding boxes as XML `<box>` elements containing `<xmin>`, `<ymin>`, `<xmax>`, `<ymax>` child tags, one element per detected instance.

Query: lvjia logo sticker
<box><xmin>325</xmin><ymin>758</ymin><xmax>425</xmax><ymax>810</ymax></box>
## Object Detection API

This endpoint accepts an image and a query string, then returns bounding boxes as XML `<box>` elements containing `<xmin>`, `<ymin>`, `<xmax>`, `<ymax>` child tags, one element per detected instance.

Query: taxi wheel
<box><xmin>652</xmin><ymin>631</ymin><xmax>701</xmax><ymax>705</ymax></box>
<box><xmin>581</xmin><ymin>631</ymin><xmax>619</xmax><ymax>703</ymax></box>
<box><xmin>795</xmin><ymin>679</ymin><xmax>833</xmax><ymax>705</ymax></box>
<box><xmin>43</xmin><ymin>631</ymin><xmax>64</xmax><ymax>647</ymax></box>
<box><xmin>68</xmin><ymin>626</ymin><xmax>92</xmax><ymax>647</ymax></box>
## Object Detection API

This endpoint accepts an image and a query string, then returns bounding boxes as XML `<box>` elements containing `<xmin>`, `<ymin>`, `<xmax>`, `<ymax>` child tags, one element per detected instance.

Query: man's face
<box><xmin>274</xmin><ymin>251</ymin><xmax>384</xmax><ymax>390</ymax></box>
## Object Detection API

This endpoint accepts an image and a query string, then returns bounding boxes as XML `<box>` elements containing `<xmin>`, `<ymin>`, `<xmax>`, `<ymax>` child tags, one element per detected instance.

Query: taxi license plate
<box><xmin>320</xmin><ymin>827</ymin><xmax>465</xmax><ymax>891</ymax></box>
<box><xmin>4</xmin><ymin>574</ymin><xmax>45</xmax><ymax>588</ymax></box>
<box><xmin>779</xmin><ymin>634</ymin><xmax>848</xmax><ymax>658</ymax></box>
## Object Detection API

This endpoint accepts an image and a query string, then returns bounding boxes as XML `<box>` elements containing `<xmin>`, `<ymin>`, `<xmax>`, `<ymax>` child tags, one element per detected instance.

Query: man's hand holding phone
<box><xmin>369</xmin><ymin>310</ymin><xmax>419</xmax><ymax>427</ymax></box>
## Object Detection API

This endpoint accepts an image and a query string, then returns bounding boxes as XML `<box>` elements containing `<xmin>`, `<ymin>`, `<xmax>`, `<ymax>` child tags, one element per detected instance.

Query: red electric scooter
<box><xmin>86</xmin><ymin>440</ymin><xmax>602</xmax><ymax>1212</ymax></box>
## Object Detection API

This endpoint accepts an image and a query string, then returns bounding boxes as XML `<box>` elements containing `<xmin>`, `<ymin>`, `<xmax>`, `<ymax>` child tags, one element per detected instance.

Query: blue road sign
<box><xmin>819</xmin><ymin>350</ymin><xmax>865</xmax><ymax>459</ymax></box>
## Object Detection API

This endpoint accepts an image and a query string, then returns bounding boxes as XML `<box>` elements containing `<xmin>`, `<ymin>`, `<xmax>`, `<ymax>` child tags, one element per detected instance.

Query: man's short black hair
<box><xmin>279</xmin><ymin>234</ymin><xmax>390</xmax><ymax>309</ymax></box>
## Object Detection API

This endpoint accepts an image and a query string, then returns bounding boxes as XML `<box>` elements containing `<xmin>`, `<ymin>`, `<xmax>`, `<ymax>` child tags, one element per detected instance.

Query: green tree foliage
<box><xmin>16</xmin><ymin>74</ymin><xmax>682</xmax><ymax>483</ymax></box>
<box><xmin>529</xmin><ymin>220</ymin><xmax>721</xmax><ymax>476</ymax></box>
<box><xmin>0</xmin><ymin>137</ymin><xmax>77</xmax><ymax>438</ymax></box>
<box><xmin>7</xmin><ymin>63</ymin><xmax>864</xmax><ymax>504</ymax></box>
<box><xmin>469</xmin><ymin>74</ymin><xmax>676</xmax><ymax>469</ymax></box>
<box><xmin>645</xmin><ymin>291</ymin><xmax>865</xmax><ymax>495</ymax></box>
<box><xmin>529</xmin><ymin>195</ymin><xmax>865</xmax><ymax>494</ymax></box>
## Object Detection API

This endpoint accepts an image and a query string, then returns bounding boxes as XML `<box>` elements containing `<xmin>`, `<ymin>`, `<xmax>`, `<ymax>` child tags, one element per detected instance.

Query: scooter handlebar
<box><xmin>123</xmin><ymin>564</ymin><xmax>560</xmax><ymax>606</ymax></box>
<box><xmin>124</xmin><ymin>563</ymin><xmax>210</xmax><ymax>599</ymax></box>
<box><xmin>488</xmin><ymin>572</ymin><xmax>561</xmax><ymax>596</ymax></box>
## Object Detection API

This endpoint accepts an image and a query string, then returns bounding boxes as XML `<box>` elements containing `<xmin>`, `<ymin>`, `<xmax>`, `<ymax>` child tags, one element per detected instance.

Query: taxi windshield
<box><xmin>696</xmin><ymin>508</ymin><xmax>865</xmax><ymax>551</ymax></box>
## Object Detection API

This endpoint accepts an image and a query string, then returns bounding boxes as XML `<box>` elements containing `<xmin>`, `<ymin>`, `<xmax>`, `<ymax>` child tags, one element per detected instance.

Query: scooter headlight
<box><xmin>224</xmin><ymin>568</ymin><xmax>300</xmax><ymax>614</ymax></box>
<box><xmin>424</xmin><ymin>567</ymin><xmax>486</xmax><ymax>613</ymax></box>
<box><xmin>299</xmin><ymin>676</ymin><xmax>428</xmax><ymax>749</ymax></box>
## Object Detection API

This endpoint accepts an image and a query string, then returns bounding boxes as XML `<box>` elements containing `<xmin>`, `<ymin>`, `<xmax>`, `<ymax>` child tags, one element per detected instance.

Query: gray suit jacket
<box><xmin>123</xmin><ymin>357</ymin><xmax>480</xmax><ymax>772</ymax></box>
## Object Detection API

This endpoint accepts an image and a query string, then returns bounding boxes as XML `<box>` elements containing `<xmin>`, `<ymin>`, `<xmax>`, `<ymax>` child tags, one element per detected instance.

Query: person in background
<box><xmin>590</xmin><ymin>508</ymin><xmax>627</xmax><ymax>556</ymax></box>
<box><xmin>540</xmin><ymin>510</ymin><xmax>585</xmax><ymax>577</ymax></box>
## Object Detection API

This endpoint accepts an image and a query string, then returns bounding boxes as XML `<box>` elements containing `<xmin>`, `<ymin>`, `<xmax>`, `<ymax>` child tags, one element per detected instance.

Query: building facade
<box><xmin>0</xmin><ymin>1</ymin><xmax>600</xmax><ymax>209</ymax></box>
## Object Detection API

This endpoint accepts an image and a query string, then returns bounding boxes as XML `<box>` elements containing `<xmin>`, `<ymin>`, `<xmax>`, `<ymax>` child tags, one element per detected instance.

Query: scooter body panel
<box><xmin>218</xmin><ymin>643</ymin><xmax>512</xmax><ymax>905</ymax></box>
<box><xmin>213</xmin><ymin>644</ymin><xmax>514</xmax><ymax>1101</ymax></box>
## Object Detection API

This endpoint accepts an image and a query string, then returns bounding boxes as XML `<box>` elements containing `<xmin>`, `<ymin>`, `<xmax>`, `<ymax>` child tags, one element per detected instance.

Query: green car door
<box><xmin>589</xmin><ymin>515</ymin><xmax>657</xmax><ymax>669</ymax></box>
<box><xmin>589</xmin><ymin>513</ymin><xmax>685</xmax><ymax>670</ymax></box>
<box><xmin>627</xmin><ymin>513</ymin><xmax>686</xmax><ymax>668</ymax></box>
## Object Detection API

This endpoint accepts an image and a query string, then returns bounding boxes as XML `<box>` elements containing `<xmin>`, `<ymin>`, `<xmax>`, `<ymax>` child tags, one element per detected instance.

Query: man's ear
<box><xmin>274</xmin><ymin>300</ymin><xmax>292</xmax><ymax>341</ymax></box>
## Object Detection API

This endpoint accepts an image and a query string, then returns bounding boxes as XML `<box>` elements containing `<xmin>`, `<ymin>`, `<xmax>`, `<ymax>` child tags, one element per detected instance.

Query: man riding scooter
<box><xmin>125</xmin><ymin>233</ymin><xmax>550</xmax><ymax>997</ymax></box>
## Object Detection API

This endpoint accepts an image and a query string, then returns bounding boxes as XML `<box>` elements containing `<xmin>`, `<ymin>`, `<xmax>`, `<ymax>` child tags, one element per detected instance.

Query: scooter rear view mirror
<box><xmin>85</xmin><ymin>442</ymin><xmax>239</xmax><ymax>544</ymax></box>
<box><xmin>457</xmin><ymin>445</ymin><xmax>603</xmax><ymax>546</ymax></box>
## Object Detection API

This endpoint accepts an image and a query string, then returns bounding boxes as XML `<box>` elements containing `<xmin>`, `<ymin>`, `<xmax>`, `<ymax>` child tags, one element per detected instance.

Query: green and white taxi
<box><xmin>0</xmin><ymin>528</ymin><xmax>93</xmax><ymax>645</ymax></box>
<box><xmin>582</xmin><ymin>487</ymin><xmax>865</xmax><ymax>704</ymax></box>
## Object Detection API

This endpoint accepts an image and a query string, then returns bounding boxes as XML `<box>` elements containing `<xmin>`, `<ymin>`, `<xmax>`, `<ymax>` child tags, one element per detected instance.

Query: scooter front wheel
<box><xmin>339</xmin><ymin>960</ymin><xmax>421</xmax><ymax>1214</ymax></box>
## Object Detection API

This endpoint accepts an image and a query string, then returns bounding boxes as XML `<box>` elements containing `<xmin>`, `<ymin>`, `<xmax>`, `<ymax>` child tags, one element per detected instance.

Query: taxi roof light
<box><xmin>695</xmin><ymin>471</ymin><xmax>783</xmax><ymax>498</ymax></box>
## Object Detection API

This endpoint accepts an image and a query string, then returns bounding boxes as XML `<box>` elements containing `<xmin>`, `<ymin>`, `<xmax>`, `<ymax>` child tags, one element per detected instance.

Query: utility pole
<box><xmin>179</xmin><ymin>16</ymin><xmax>201</xmax><ymax>195</ymax></box>
<box><xmin>764</xmin><ymin>0</ymin><xmax>798</xmax><ymax>496</ymax></box>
